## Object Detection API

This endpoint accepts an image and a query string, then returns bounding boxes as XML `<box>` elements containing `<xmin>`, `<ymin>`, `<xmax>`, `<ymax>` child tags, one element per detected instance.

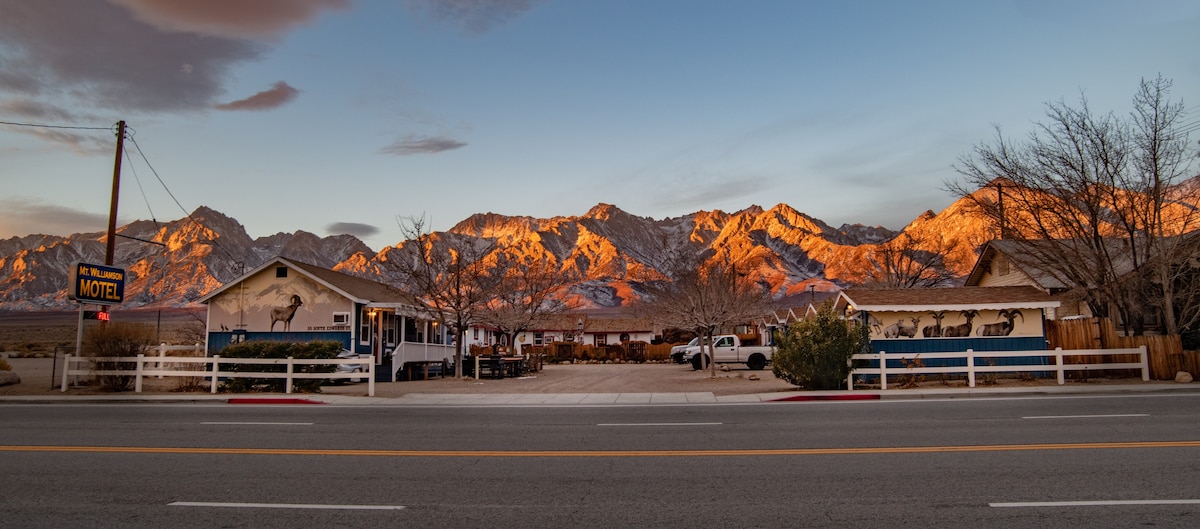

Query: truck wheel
<box><xmin>691</xmin><ymin>354</ymin><xmax>708</xmax><ymax>370</ymax></box>
<box><xmin>746</xmin><ymin>354</ymin><xmax>766</xmax><ymax>371</ymax></box>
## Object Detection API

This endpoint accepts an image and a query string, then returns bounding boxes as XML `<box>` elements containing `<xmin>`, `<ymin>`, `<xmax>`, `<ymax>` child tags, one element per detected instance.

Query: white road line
<box><xmin>991</xmin><ymin>499</ymin><xmax>1200</xmax><ymax>508</ymax></box>
<box><xmin>200</xmin><ymin>422</ymin><xmax>314</xmax><ymax>426</ymax></box>
<box><xmin>596</xmin><ymin>422</ymin><xmax>723</xmax><ymax>426</ymax></box>
<box><xmin>1021</xmin><ymin>414</ymin><xmax>1148</xmax><ymax>420</ymax></box>
<box><xmin>169</xmin><ymin>501</ymin><xmax>405</xmax><ymax>510</ymax></box>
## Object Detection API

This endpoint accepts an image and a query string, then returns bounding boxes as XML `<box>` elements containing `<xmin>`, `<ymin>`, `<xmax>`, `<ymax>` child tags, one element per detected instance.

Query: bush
<box><xmin>0</xmin><ymin>358</ymin><xmax>11</xmax><ymax>371</ymax></box>
<box><xmin>217</xmin><ymin>340</ymin><xmax>342</xmax><ymax>393</ymax></box>
<box><xmin>83</xmin><ymin>322</ymin><xmax>156</xmax><ymax>392</ymax></box>
<box><xmin>772</xmin><ymin>304</ymin><xmax>870</xmax><ymax>390</ymax></box>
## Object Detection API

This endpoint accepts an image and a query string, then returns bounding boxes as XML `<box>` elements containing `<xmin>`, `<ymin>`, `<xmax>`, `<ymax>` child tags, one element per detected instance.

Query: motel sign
<box><xmin>69</xmin><ymin>262</ymin><xmax>126</xmax><ymax>305</ymax></box>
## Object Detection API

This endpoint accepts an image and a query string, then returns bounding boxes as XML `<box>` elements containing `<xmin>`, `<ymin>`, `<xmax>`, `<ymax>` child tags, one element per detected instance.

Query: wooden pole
<box><xmin>105</xmin><ymin>120</ymin><xmax>126</xmax><ymax>266</ymax></box>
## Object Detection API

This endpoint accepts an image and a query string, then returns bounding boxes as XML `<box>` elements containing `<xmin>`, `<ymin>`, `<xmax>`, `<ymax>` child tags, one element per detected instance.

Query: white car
<box><xmin>670</xmin><ymin>338</ymin><xmax>699</xmax><ymax>363</ymax></box>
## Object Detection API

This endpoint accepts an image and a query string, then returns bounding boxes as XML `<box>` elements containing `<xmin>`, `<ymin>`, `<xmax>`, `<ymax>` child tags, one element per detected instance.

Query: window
<box><xmin>384</xmin><ymin>312</ymin><xmax>397</xmax><ymax>345</ymax></box>
<box><xmin>359</xmin><ymin>309</ymin><xmax>371</xmax><ymax>345</ymax></box>
<box><xmin>333</xmin><ymin>312</ymin><xmax>350</xmax><ymax>325</ymax></box>
<box><xmin>276</xmin><ymin>266</ymin><xmax>288</xmax><ymax>278</ymax></box>
<box><xmin>595</xmin><ymin>334</ymin><xmax>607</xmax><ymax>346</ymax></box>
<box><xmin>534</xmin><ymin>332</ymin><xmax>544</xmax><ymax>345</ymax></box>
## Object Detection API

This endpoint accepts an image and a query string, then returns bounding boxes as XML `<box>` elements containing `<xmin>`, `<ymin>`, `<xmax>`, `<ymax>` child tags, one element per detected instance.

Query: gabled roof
<box><xmin>965</xmin><ymin>238</ymin><xmax>1142</xmax><ymax>289</ymax></box>
<box><xmin>198</xmin><ymin>256</ymin><xmax>423</xmax><ymax>309</ymax></box>
<box><xmin>836</xmin><ymin>286</ymin><xmax>1059</xmax><ymax>313</ymax></box>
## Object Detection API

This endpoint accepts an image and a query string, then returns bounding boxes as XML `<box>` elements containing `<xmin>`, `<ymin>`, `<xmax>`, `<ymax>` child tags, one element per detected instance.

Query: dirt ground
<box><xmin>0</xmin><ymin>355</ymin><xmax>801</xmax><ymax>397</ymax></box>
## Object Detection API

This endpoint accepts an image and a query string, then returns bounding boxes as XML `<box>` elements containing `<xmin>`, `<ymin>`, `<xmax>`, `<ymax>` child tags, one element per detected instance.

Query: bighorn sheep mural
<box><xmin>884</xmin><ymin>316</ymin><xmax>921</xmax><ymax>338</ymax></box>
<box><xmin>270</xmin><ymin>294</ymin><xmax>303</xmax><ymax>332</ymax></box>
<box><xmin>977</xmin><ymin>309</ymin><xmax>1024</xmax><ymax>336</ymax></box>
<box><xmin>940</xmin><ymin>310</ymin><xmax>979</xmax><ymax>337</ymax></box>
<box><xmin>922</xmin><ymin>311</ymin><xmax>946</xmax><ymax>337</ymax></box>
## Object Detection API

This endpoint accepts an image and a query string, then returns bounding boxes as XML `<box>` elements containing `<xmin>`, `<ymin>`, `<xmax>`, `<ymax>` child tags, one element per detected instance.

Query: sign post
<box><xmin>70</xmin><ymin>262</ymin><xmax>126</xmax><ymax>366</ymax></box>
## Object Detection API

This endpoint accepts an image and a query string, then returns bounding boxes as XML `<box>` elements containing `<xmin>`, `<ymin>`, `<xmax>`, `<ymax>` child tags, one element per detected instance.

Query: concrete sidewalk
<box><xmin>2</xmin><ymin>382</ymin><xmax>1196</xmax><ymax>406</ymax></box>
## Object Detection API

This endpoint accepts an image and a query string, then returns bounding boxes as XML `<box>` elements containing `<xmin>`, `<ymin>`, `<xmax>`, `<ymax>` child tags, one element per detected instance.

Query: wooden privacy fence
<box><xmin>60</xmin><ymin>354</ymin><xmax>376</xmax><ymax>396</ymax></box>
<box><xmin>1047</xmin><ymin>317</ymin><xmax>1191</xmax><ymax>380</ymax></box>
<box><xmin>848</xmin><ymin>347</ymin><xmax>1149</xmax><ymax>390</ymax></box>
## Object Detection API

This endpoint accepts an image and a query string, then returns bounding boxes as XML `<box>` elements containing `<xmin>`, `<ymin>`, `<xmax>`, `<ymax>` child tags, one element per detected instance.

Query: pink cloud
<box><xmin>109</xmin><ymin>0</ymin><xmax>351</xmax><ymax>39</ymax></box>
<box><xmin>215</xmin><ymin>82</ymin><xmax>301</xmax><ymax>111</ymax></box>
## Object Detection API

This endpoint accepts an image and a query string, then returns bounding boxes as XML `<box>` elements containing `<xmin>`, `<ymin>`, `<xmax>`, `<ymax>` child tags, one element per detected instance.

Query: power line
<box><xmin>127</xmin><ymin>135</ymin><xmax>239</xmax><ymax>263</ymax></box>
<box><xmin>0</xmin><ymin>119</ymin><xmax>113</xmax><ymax>131</ymax></box>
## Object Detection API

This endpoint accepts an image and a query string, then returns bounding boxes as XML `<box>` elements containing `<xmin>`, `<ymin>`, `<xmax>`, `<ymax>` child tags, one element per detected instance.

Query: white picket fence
<box><xmin>848</xmin><ymin>346</ymin><xmax>1149</xmax><ymax>390</ymax></box>
<box><xmin>60</xmin><ymin>347</ymin><xmax>375</xmax><ymax>396</ymax></box>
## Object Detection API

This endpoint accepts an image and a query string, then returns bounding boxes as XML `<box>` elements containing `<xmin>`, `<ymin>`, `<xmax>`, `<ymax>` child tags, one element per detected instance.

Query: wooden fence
<box><xmin>1046</xmin><ymin>317</ymin><xmax>1194</xmax><ymax>380</ymax></box>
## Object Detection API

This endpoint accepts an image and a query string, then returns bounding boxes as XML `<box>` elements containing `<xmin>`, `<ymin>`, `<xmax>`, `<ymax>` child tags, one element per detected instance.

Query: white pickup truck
<box><xmin>681</xmin><ymin>334</ymin><xmax>773</xmax><ymax>371</ymax></box>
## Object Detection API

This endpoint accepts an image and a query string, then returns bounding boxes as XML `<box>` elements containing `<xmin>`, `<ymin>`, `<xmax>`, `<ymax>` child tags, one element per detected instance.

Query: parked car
<box><xmin>670</xmin><ymin>338</ymin><xmax>699</xmax><ymax>363</ymax></box>
<box><xmin>334</xmin><ymin>349</ymin><xmax>369</xmax><ymax>383</ymax></box>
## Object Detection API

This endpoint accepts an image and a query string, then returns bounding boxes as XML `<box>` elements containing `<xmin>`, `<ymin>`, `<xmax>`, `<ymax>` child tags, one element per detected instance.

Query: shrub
<box><xmin>83</xmin><ymin>322</ymin><xmax>156</xmax><ymax>392</ymax></box>
<box><xmin>217</xmin><ymin>340</ymin><xmax>341</xmax><ymax>393</ymax></box>
<box><xmin>772</xmin><ymin>304</ymin><xmax>871</xmax><ymax>390</ymax></box>
<box><xmin>0</xmin><ymin>358</ymin><xmax>11</xmax><ymax>371</ymax></box>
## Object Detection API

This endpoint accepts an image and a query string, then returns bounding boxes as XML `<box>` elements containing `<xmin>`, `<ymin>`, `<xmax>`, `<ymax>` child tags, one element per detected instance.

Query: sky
<box><xmin>1</xmin><ymin>0</ymin><xmax>1197</xmax><ymax>252</ymax></box>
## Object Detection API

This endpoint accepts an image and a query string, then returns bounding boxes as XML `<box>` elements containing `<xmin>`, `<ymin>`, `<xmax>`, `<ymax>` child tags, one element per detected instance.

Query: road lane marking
<box><xmin>991</xmin><ymin>499</ymin><xmax>1200</xmax><ymax>508</ymax></box>
<box><xmin>2</xmin><ymin>440</ymin><xmax>1198</xmax><ymax>458</ymax></box>
<box><xmin>597</xmin><ymin>422</ymin><xmax>722</xmax><ymax>426</ymax></box>
<box><xmin>1022</xmin><ymin>414</ymin><xmax>1149</xmax><ymax>420</ymax></box>
<box><xmin>200</xmin><ymin>422</ymin><xmax>314</xmax><ymax>425</ymax></box>
<box><xmin>169</xmin><ymin>501</ymin><xmax>405</xmax><ymax>510</ymax></box>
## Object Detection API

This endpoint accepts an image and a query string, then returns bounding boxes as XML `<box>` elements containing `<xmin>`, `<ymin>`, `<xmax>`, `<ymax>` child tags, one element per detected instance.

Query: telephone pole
<box><xmin>106</xmin><ymin>120</ymin><xmax>126</xmax><ymax>266</ymax></box>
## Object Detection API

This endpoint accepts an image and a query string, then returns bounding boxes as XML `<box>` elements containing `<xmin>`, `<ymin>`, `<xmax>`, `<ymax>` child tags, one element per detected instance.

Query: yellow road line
<box><xmin>1</xmin><ymin>441</ymin><xmax>1198</xmax><ymax>457</ymax></box>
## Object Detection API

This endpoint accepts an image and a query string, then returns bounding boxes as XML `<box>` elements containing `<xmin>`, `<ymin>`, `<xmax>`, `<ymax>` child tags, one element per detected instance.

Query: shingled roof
<box><xmin>837</xmin><ymin>286</ymin><xmax>1060</xmax><ymax>313</ymax></box>
<box><xmin>199</xmin><ymin>256</ymin><xmax>425</xmax><ymax>309</ymax></box>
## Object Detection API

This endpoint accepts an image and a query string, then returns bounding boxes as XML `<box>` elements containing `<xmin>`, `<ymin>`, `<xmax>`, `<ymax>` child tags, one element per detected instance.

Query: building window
<box><xmin>359</xmin><ymin>309</ymin><xmax>372</xmax><ymax>345</ymax></box>
<box><xmin>276</xmin><ymin>266</ymin><xmax>288</xmax><ymax>278</ymax></box>
<box><xmin>534</xmin><ymin>332</ymin><xmax>544</xmax><ymax>345</ymax></box>
<box><xmin>595</xmin><ymin>334</ymin><xmax>607</xmax><ymax>346</ymax></box>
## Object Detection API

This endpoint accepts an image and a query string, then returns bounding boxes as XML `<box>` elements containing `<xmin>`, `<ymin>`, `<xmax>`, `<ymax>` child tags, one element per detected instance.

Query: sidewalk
<box><xmin>2</xmin><ymin>381</ymin><xmax>1196</xmax><ymax>406</ymax></box>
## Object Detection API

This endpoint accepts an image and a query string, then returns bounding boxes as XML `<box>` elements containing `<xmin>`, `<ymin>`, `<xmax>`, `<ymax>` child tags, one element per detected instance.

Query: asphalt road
<box><xmin>2</xmin><ymin>394</ymin><xmax>1199</xmax><ymax>528</ymax></box>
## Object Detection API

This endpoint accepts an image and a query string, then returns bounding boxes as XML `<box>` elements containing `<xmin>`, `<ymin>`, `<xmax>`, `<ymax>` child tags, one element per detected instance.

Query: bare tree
<box><xmin>855</xmin><ymin>231</ymin><xmax>964</xmax><ymax>288</ymax></box>
<box><xmin>949</xmin><ymin>76</ymin><xmax>1198</xmax><ymax>335</ymax></box>
<box><xmin>391</xmin><ymin>215</ymin><xmax>495</xmax><ymax>377</ymax></box>
<box><xmin>475</xmin><ymin>254</ymin><xmax>579</xmax><ymax>355</ymax></box>
<box><xmin>633</xmin><ymin>252</ymin><xmax>774</xmax><ymax>378</ymax></box>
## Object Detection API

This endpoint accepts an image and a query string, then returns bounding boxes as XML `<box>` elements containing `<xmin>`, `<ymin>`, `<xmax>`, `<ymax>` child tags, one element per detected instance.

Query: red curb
<box><xmin>769</xmin><ymin>394</ymin><xmax>881</xmax><ymax>402</ymax></box>
<box><xmin>227</xmin><ymin>398</ymin><xmax>326</xmax><ymax>405</ymax></box>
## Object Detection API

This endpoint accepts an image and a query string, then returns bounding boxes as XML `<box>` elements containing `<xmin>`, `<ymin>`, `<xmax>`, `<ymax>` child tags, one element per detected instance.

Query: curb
<box><xmin>227</xmin><ymin>398</ymin><xmax>326</xmax><ymax>405</ymax></box>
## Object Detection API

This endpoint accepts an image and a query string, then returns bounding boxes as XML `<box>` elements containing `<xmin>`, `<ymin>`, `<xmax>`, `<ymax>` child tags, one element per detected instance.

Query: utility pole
<box><xmin>106</xmin><ymin>120</ymin><xmax>126</xmax><ymax>266</ymax></box>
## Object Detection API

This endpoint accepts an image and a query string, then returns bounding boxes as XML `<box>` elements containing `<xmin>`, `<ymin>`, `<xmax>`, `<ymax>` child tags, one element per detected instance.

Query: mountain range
<box><xmin>0</xmin><ymin>190</ymin><xmax>1003</xmax><ymax>311</ymax></box>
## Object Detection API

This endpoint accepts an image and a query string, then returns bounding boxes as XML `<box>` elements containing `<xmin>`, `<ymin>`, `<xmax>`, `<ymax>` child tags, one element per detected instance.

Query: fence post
<box><xmin>966</xmin><ymin>349</ymin><xmax>976</xmax><ymax>388</ymax></box>
<box><xmin>135</xmin><ymin>353</ymin><xmax>145</xmax><ymax>393</ymax></box>
<box><xmin>1139</xmin><ymin>345</ymin><xmax>1150</xmax><ymax>382</ymax></box>
<box><xmin>1055</xmin><ymin>347</ymin><xmax>1065</xmax><ymax>385</ymax></box>
<box><xmin>61</xmin><ymin>354</ymin><xmax>71</xmax><ymax>392</ymax></box>
<box><xmin>879</xmin><ymin>351</ymin><xmax>888</xmax><ymax>390</ymax></box>
<box><xmin>157</xmin><ymin>343</ymin><xmax>167</xmax><ymax>378</ymax></box>
<box><xmin>286</xmin><ymin>357</ymin><xmax>294</xmax><ymax>394</ymax></box>
<box><xmin>210</xmin><ymin>355</ymin><xmax>220</xmax><ymax>394</ymax></box>
<box><xmin>367</xmin><ymin>357</ymin><xmax>375</xmax><ymax>397</ymax></box>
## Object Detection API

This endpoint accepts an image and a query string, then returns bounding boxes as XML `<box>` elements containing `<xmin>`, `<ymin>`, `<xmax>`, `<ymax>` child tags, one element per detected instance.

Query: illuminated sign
<box><xmin>69</xmin><ymin>262</ymin><xmax>125</xmax><ymax>305</ymax></box>
<box><xmin>83</xmin><ymin>310</ymin><xmax>110</xmax><ymax>321</ymax></box>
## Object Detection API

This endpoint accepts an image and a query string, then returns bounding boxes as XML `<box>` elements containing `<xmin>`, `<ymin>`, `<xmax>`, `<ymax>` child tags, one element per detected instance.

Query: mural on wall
<box><xmin>269</xmin><ymin>294</ymin><xmax>303</xmax><ymax>331</ymax></box>
<box><xmin>869</xmin><ymin>309</ymin><xmax>1038</xmax><ymax>340</ymax></box>
<box><xmin>209</xmin><ymin>270</ymin><xmax>353</xmax><ymax>333</ymax></box>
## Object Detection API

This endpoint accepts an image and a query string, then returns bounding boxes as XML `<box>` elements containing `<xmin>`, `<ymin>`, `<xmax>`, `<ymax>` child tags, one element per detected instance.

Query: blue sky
<box><xmin>1</xmin><ymin>0</ymin><xmax>1197</xmax><ymax>252</ymax></box>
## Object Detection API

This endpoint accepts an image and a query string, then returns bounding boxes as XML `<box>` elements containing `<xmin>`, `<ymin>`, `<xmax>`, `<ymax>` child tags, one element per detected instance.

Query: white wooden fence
<box><xmin>848</xmin><ymin>347</ymin><xmax>1149</xmax><ymax>390</ymax></box>
<box><xmin>61</xmin><ymin>350</ymin><xmax>375</xmax><ymax>396</ymax></box>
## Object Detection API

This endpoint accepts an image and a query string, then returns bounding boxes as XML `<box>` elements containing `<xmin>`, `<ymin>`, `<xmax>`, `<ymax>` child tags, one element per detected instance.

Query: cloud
<box><xmin>380</xmin><ymin>135</ymin><xmax>468</xmax><ymax>155</ymax></box>
<box><xmin>405</xmin><ymin>0</ymin><xmax>544</xmax><ymax>34</ymax></box>
<box><xmin>658</xmin><ymin>175</ymin><xmax>763</xmax><ymax>211</ymax></box>
<box><xmin>215</xmin><ymin>82</ymin><xmax>301</xmax><ymax>111</ymax></box>
<box><xmin>0</xmin><ymin>1</ymin><xmax>264</xmax><ymax>115</ymax></box>
<box><xmin>0</xmin><ymin>199</ymin><xmax>109</xmax><ymax>238</ymax></box>
<box><xmin>326</xmin><ymin>222</ymin><xmax>380</xmax><ymax>238</ymax></box>
<box><xmin>109</xmin><ymin>0</ymin><xmax>351</xmax><ymax>39</ymax></box>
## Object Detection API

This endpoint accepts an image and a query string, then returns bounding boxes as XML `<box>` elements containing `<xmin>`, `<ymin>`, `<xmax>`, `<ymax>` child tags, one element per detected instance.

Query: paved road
<box><xmin>2</xmin><ymin>393</ymin><xmax>1198</xmax><ymax>528</ymax></box>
